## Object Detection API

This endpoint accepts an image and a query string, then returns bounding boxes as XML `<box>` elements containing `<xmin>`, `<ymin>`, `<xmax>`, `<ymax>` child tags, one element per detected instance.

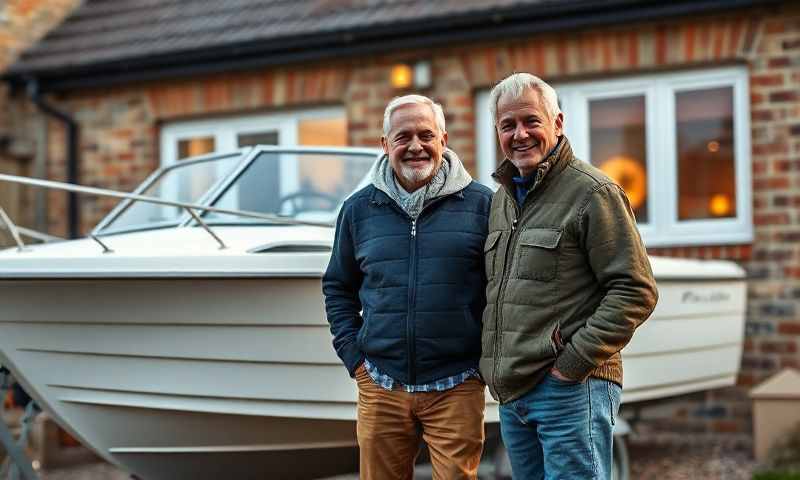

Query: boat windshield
<box><xmin>96</xmin><ymin>148</ymin><xmax>376</xmax><ymax>234</ymax></box>
<box><xmin>97</xmin><ymin>152</ymin><xmax>243</xmax><ymax>233</ymax></box>
<box><xmin>203</xmin><ymin>150</ymin><xmax>375</xmax><ymax>225</ymax></box>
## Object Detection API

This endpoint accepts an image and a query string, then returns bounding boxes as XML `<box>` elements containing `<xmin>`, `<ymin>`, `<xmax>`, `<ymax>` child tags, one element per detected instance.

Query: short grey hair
<box><xmin>382</xmin><ymin>94</ymin><xmax>446</xmax><ymax>136</ymax></box>
<box><xmin>489</xmin><ymin>73</ymin><xmax>561</xmax><ymax>123</ymax></box>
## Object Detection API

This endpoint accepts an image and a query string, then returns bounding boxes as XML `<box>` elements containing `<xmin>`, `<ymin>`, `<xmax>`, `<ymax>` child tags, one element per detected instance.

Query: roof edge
<box><xmin>3</xmin><ymin>0</ymin><xmax>780</xmax><ymax>92</ymax></box>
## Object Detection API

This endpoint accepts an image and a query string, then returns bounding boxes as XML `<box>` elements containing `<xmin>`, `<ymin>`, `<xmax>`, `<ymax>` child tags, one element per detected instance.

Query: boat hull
<box><xmin>0</xmin><ymin>271</ymin><xmax>746</xmax><ymax>479</ymax></box>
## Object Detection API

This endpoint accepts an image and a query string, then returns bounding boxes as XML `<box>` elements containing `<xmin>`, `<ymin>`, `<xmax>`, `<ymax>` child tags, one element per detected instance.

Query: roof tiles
<box><xmin>10</xmin><ymin>0</ymin><xmax>555</xmax><ymax>74</ymax></box>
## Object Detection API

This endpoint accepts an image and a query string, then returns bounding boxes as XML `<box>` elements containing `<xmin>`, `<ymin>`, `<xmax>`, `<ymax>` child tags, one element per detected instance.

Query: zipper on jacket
<box><xmin>405</xmin><ymin>196</ymin><xmax>454</xmax><ymax>383</ymax></box>
<box><xmin>384</xmin><ymin>194</ymin><xmax>455</xmax><ymax>385</ymax></box>
<box><xmin>407</xmin><ymin>218</ymin><xmax>418</xmax><ymax>384</ymax></box>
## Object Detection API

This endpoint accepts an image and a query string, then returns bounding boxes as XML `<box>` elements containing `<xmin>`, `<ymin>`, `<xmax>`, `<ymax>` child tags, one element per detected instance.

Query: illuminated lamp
<box><xmin>390</xmin><ymin>61</ymin><xmax>431</xmax><ymax>89</ymax></box>
<box><xmin>599</xmin><ymin>155</ymin><xmax>647</xmax><ymax>210</ymax></box>
<box><xmin>390</xmin><ymin>64</ymin><xmax>413</xmax><ymax>89</ymax></box>
<box><xmin>709</xmin><ymin>193</ymin><xmax>733</xmax><ymax>217</ymax></box>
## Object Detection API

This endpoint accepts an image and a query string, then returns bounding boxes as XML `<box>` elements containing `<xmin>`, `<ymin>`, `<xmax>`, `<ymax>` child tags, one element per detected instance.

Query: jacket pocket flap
<box><xmin>484</xmin><ymin>231</ymin><xmax>502</xmax><ymax>252</ymax></box>
<box><xmin>519</xmin><ymin>228</ymin><xmax>562</xmax><ymax>249</ymax></box>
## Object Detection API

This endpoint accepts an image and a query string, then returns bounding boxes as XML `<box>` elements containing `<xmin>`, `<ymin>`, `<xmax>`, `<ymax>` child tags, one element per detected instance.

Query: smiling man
<box><xmin>323</xmin><ymin>95</ymin><xmax>492</xmax><ymax>479</ymax></box>
<box><xmin>481</xmin><ymin>73</ymin><xmax>658</xmax><ymax>479</ymax></box>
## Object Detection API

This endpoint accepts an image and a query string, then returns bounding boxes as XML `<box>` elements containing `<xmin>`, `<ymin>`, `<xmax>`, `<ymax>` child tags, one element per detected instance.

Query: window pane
<box><xmin>297</xmin><ymin>117</ymin><xmax>348</xmax><ymax>197</ymax></box>
<box><xmin>178</xmin><ymin>136</ymin><xmax>215</xmax><ymax>160</ymax></box>
<box><xmin>298</xmin><ymin>117</ymin><xmax>347</xmax><ymax>146</ymax></box>
<box><xmin>206</xmin><ymin>151</ymin><xmax>374</xmax><ymax>223</ymax></box>
<box><xmin>676</xmin><ymin>87</ymin><xmax>736</xmax><ymax>220</ymax></box>
<box><xmin>103</xmin><ymin>154</ymin><xmax>241</xmax><ymax>231</ymax></box>
<box><xmin>237</xmin><ymin>131</ymin><xmax>279</xmax><ymax>147</ymax></box>
<box><xmin>589</xmin><ymin>96</ymin><xmax>648</xmax><ymax>223</ymax></box>
<box><xmin>237</xmin><ymin>131</ymin><xmax>280</xmax><ymax>205</ymax></box>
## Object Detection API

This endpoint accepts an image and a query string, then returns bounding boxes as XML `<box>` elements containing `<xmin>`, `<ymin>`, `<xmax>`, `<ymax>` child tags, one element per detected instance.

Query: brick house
<box><xmin>2</xmin><ymin>0</ymin><xmax>799</xmax><ymax>441</ymax></box>
<box><xmin>0</xmin><ymin>0</ymin><xmax>82</xmax><ymax>238</ymax></box>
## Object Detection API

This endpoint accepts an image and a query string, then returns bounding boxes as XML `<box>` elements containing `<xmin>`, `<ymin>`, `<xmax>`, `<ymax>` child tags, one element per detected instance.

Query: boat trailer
<box><xmin>0</xmin><ymin>367</ymin><xmax>40</xmax><ymax>480</ymax></box>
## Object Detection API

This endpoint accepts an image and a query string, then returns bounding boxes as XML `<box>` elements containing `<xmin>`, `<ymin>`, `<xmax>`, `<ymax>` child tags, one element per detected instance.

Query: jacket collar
<box><xmin>492</xmin><ymin>135</ymin><xmax>574</xmax><ymax>195</ymax></box>
<box><xmin>370</xmin><ymin>187</ymin><xmax>392</xmax><ymax>205</ymax></box>
<box><xmin>369</xmin><ymin>186</ymin><xmax>464</xmax><ymax>206</ymax></box>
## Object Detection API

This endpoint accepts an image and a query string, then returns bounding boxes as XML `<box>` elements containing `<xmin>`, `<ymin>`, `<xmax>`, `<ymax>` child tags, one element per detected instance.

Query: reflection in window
<box><xmin>589</xmin><ymin>96</ymin><xmax>648</xmax><ymax>223</ymax></box>
<box><xmin>298</xmin><ymin>117</ymin><xmax>349</xmax><ymax>196</ymax></box>
<box><xmin>676</xmin><ymin>87</ymin><xmax>736</xmax><ymax>220</ymax></box>
<box><xmin>178</xmin><ymin>137</ymin><xmax>215</xmax><ymax>160</ymax></box>
<box><xmin>238</xmin><ymin>131</ymin><xmax>281</xmax><ymax>210</ymax></box>
<box><xmin>298</xmin><ymin>117</ymin><xmax>347</xmax><ymax>146</ymax></box>
<box><xmin>207</xmin><ymin>151</ymin><xmax>373</xmax><ymax>223</ymax></box>
<box><xmin>177</xmin><ymin>136</ymin><xmax>218</xmax><ymax>208</ymax></box>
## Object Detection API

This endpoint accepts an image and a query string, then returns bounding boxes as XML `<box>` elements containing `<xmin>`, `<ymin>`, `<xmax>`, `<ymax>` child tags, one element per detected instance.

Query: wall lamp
<box><xmin>390</xmin><ymin>60</ymin><xmax>431</xmax><ymax>89</ymax></box>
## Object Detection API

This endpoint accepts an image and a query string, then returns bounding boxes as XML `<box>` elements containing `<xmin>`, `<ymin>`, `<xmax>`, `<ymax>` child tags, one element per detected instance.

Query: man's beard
<box><xmin>398</xmin><ymin>160</ymin><xmax>436</xmax><ymax>188</ymax></box>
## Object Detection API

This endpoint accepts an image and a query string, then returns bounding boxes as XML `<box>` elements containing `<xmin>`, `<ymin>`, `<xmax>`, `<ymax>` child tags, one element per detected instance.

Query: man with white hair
<box><xmin>323</xmin><ymin>94</ymin><xmax>493</xmax><ymax>479</ymax></box>
<box><xmin>481</xmin><ymin>73</ymin><xmax>658</xmax><ymax>479</ymax></box>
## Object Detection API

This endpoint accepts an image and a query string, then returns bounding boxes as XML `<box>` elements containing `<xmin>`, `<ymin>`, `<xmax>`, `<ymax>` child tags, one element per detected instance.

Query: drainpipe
<box><xmin>25</xmin><ymin>78</ymin><xmax>80</xmax><ymax>239</ymax></box>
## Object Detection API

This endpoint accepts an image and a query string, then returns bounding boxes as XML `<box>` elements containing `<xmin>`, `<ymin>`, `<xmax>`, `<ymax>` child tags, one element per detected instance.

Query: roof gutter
<box><xmin>25</xmin><ymin>78</ymin><xmax>80</xmax><ymax>238</ymax></box>
<box><xmin>4</xmin><ymin>0</ymin><xmax>780</xmax><ymax>92</ymax></box>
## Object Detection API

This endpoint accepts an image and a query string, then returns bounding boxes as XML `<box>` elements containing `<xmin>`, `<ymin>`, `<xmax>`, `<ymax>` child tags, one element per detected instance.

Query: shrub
<box><xmin>753</xmin><ymin>473</ymin><xmax>800</xmax><ymax>480</ymax></box>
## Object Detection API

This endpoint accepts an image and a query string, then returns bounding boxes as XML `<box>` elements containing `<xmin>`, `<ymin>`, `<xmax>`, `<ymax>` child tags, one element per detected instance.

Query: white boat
<box><xmin>0</xmin><ymin>146</ymin><xmax>746</xmax><ymax>480</ymax></box>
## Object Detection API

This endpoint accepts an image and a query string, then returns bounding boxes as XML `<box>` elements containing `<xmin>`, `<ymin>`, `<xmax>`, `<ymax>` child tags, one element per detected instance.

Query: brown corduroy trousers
<box><xmin>354</xmin><ymin>365</ymin><xmax>486</xmax><ymax>480</ymax></box>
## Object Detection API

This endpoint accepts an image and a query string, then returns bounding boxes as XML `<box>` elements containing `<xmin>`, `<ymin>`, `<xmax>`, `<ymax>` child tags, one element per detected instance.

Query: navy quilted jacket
<box><xmin>322</xmin><ymin>182</ymin><xmax>492</xmax><ymax>385</ymax></box>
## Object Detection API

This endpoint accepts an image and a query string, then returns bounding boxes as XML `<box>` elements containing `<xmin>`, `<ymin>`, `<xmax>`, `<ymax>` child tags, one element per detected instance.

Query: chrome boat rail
<box><xmin>0</xmin><ymin>206</ymin><xmax>28</xmax><ymax>252</ymax></box>
<box><xmin>0</xmin><ymin>173</ymin><xmax>335</xmax><ymax>254</ymax></box>
<box><xmin>0</xmin><ymin>206</ymin><xmax>63</xmax><ymax>247</ymax></box>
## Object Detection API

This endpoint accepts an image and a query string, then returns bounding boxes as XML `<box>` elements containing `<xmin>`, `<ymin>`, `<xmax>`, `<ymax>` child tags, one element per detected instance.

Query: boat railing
<box><xmin>0</xmin><ymin>173</ymin><xmax>334</xmax><ymax>253</ymax></box>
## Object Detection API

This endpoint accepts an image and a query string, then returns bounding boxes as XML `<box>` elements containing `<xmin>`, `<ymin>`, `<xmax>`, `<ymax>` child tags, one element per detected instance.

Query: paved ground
<box><xmin>628</xmin><ymin>439</ymin><xmax>756</xmax><ymax>480</ymax></box>
<box><xmin>39</xmin><ymin>463</ymin><xmax>128</xmax><ymax>480</ymax></box>
<box><xmin>36</xmin><ymin>439</ymin><xmax>758</xmax><ymax>480</ymax></box>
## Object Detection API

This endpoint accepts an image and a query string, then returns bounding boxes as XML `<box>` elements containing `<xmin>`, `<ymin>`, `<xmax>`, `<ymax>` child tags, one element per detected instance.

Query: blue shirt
<box><xmin>512</xmin><ymin>173</ymin><xmax>536</xmax><ymax>206</ymax></box>
<box><xmin>363</xmin><ymin>358</ymin><xmax>479</xmax><ymax>393</ymax></box>
<box><xmin>510</xmin><ymin>138</ymin><xmax>563</xmax><ymax>207</ymax></box>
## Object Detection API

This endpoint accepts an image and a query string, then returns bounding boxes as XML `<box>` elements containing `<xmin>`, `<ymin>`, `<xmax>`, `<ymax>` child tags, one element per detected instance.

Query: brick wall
<box><xmin>1</xmin><ymin>0</ymin><xmax>83</xmax><ymax>131</ymax></box>
<box><xmin>7</xmin><ymin>1</ymin><xmax>800</xmax><ymax>440</ymax></box>
<box><xmin>0</xmin><ymin>0</ymin><xmax>81</xmax><ymax>239</ymax></box>
<box><xmin>644</xmin><ymin>4</ymin><xmax>800</xmax><ymax>442</ymax></box>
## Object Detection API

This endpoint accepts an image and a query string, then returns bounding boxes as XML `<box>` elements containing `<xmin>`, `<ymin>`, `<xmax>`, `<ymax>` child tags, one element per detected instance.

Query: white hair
<box><xmin>489</xmin><ymin>73</ymin><xmax>561</xmax><ymax>123</ymax></box>
<box><xmin>382</xmin><ymin>94</ymin><xmax>446</xmax><ymax>136</ymax></box>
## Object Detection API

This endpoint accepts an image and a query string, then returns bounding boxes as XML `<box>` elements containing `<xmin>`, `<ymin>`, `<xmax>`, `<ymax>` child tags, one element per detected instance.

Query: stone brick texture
<box><xmin>0</xmin><ymin>0</ymin><xmax>83</xmax><ymax>130</ymax></box>
<box><xmin>0</xmin><ymin>0</ymin><xmax>82</xmax><ymax>236</ymax></box>
<box><xmin>5</xmin><ymin>2</ymin><xmax>800</xmax><ymax>441</ymax></box>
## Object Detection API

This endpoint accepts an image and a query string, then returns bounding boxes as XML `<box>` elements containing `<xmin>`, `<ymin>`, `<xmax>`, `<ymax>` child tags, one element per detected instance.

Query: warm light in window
<box><xmin>390</xmin><ymin>64</ymin><xmax>413</xmax><ymax>89</ymax></box>
<box><xmin>589</xmin><ymin>95</ymin><xmax>648</xmax><ymax>223</ymax></box>
<box><xmin>707</xmin><ymin>140</ymin><xmax>720</xmax><ymax>153</ymax></box>
<box><xmin>599</xmin><ymin>155</ymin><xmax>647</xmax><ymax>211</ymax></box>
<box><xmin>709</xmin><ymin>193</ymin><xmax>733</xmax><ymax>217</ymax></box>
<box><xmin>178</xmin><ymin>137</ymin><xmax>215</xmax><ymax>160</ymax></box>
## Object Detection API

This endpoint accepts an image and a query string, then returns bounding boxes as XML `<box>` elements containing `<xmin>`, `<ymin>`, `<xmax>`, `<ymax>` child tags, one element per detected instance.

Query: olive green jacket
<box><xmin>480</xmin><ymin>136</ymin><xmax>658</xmax><ymax>404</ymax></box>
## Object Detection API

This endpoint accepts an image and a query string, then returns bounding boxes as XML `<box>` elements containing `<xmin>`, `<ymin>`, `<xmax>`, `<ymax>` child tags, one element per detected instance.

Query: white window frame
<box><xmin>160</xmin><ymin>106</ymin><xmax>346</xmax><ymax>208</ymax></box>
<box><xmin>475</xmin><ymin>66</ymin><xmax>752</xmax><ymax>247</ymax></box>
<box><xmin>160</xmin><ymin>106</ymin><xmax>346</xmax><ymax>165</ymax></box>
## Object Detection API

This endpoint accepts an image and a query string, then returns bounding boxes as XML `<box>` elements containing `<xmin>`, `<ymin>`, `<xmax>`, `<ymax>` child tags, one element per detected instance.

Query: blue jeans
<box><xmin>499</xmin><ymin>374</ymin><xmax>622</xmax><ymax>480</ymax></box>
